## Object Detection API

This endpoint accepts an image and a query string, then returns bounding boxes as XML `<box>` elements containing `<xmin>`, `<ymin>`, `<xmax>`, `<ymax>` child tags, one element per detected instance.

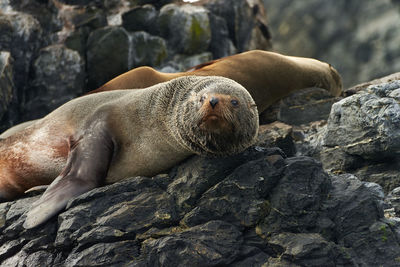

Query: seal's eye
<box><xmin>231</xmin><ymin>99</ymin><xmax>239</xmax><ymax>106</ymax></box>
<box><xmin>200</xmin><ymin>95</ymin><xmax>206</xmax><ymax>103</ymax></box>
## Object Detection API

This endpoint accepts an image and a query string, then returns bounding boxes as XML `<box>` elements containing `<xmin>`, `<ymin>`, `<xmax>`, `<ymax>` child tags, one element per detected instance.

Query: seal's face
<box><xmin>178</xmin><ymin>81</ymin><xmax>259</xmax><ymax>156</ymax></box>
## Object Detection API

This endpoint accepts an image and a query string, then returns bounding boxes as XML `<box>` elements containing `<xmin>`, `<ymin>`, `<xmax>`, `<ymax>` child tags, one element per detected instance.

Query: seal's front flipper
<box><xmin>23</xmin><ymin>122</ymin><xmax>115</xmax><ymax>229</ymax></box>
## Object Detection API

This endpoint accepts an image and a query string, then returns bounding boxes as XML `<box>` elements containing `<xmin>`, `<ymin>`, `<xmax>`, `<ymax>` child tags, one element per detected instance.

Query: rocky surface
<box><xmin>1</xmin><ymin>147</ymin><xmax>399</xmax><ymax>266</ymax></box>
<box><xmin>0</xmin><ymin>0</ymin><xmax>272</xmax><ymax>132</ymax></box>
<box><xmin>264</xmin><ymin>0</ymin><xmax>400</xmax><ymax>88</ymax></box>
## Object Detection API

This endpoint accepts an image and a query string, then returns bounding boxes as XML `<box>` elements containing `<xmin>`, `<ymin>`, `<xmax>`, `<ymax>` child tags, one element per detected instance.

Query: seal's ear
<box><xmin>248</xmin><ymin>102</ymin><xmax>257</xmax><ymax>109</ymax></box>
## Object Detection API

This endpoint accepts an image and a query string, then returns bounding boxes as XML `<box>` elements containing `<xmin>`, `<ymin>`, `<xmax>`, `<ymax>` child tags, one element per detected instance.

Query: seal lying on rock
<box><xmin>0</xmin><ymin>50</ymin><xmax>342</xmax><ymax>139</ymax></box>
<box><xmin>0</xmin><ymin>76</ymin><xmax>259</xmax><ymax>229</ymax></box>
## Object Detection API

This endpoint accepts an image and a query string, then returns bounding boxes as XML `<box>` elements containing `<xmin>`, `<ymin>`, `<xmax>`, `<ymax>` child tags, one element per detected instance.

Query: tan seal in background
<box><xmin>0</xmin><ymin>76</ymin><xmax>259</xmax><ymax>228</ymax></box>
<box><xmin>0</xmin><ymin>50</ymin><xmax>342</xmax><ymax>138</ymax></box>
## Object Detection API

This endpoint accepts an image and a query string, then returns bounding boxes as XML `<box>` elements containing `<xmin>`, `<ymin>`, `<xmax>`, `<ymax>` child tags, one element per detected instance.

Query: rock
<box><xmin>277</xmin><ymin>88</ymin><xmax>342</xmax><ymax>125</ymax></box>
<box><xmin>172</xmin><ymin>52</ymin><xmax>213</xmax><ymax>71</ymax></box>
<box><xmin>0</xmin><ymin>11</ymin><xmax>42</xmax><ymax>91</ymax></box>
<box><xmin>345</xmin><ymin>72</ymin><xmax>400</xmax><ymax>96</ymax></box>
<box><xmin>86</xmin><ymin>26</ymin><xmax>130</xmax><ymax>90</ymax></box>
<box><xmin>122</xmin><ymin>5</ymin><xmax>159</xmax><ymax>34</ymax></box>
<box><xmin>129</xmin><ymin>31</ymin><xmax>168</xmax><ymax>67</ymax></box>
<box><xmin>141</xmin><ymin>221</ymin><xmax>242</xmax><ymax>266</ymax></box>
<box><xmin>208</xmin><ymin>13</ymin><xmax>237</xmax><ymax>58</ymax></box>
<box><xmin>264</xmin><ymin>0</ymin><xmax>400</xmax><ymax>87</ymax></box>
<box><xmin>0</xmin><ymin>52</ymin><xmax>14</xmax><ymax>122</ymax></box>
<box><xmin>1</xmin><ymin>147</ymin><xmax>399</xmax><ymax>266</ymax></box>
<box><xmin>256</xmin><ymin>122</ymin><xmax>295</xmax><ymax>157</ymax></box>
<box><xmin>267</xmin><ymin>233</ymin><xmax>355</xmax><ymax>266</ymax></box>
<box><xmin>24</xmin><ymin>44</ymin><xmax>85</xmax><ymax>120</ymax></box>
<box><xmin>323</xmin><ymin>80</ymin><xmax>400</xmax><ymax>163</ymax></box>
<box><xmin>158</xmin><ymin>4</ymin><xmax>211</xmax><ymax>55</ymax></box>
<box><xmin>386</xmin><ymin>187</ymin><xmax>400</xmax><ymax>217</ymax></box>
<box><xmin>204</xmin><ymin>0</ymin><xmax>271</xmax><ymax>52</ymax></box>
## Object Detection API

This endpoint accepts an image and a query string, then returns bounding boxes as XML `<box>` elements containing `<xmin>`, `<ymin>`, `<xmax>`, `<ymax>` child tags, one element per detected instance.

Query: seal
<box><xmin>0</xmin><ymin>76</ymin><xmax>258</xmax><ymax>228</ymax></box>
<box><xmin>0</xmin><ymin>50</ymin><xmax>342</xmax><ymax>138</ymax></box>
<box><xmin>91</xmin><ymin>50</ymin><xmax>343</xmax><ymax>113</ymax></box>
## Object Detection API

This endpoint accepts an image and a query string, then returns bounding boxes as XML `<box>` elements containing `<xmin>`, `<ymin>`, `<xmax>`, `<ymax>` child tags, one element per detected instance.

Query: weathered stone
<box><xmin>324</xmin><ymin>81</ymin><xmax>400</xmax><ymax>161</ymax></box>
<box><xmin>158</xmin><ymin>4</ymin><xmax>211</xmax><ymax>55</ymax></box>
<box><xmin>65</xmin><ymin>241</ymin><xmax>140</xmax><ymax>266</ymax></box>
<box><xmin>268</xmin><ymin>233</ymin><xmax>356</xmax><ymax>266</ymax></box>
<box><xmin>129</xmin><ymin>31</ymin><xmax>168</xmax><ymax>67</ymax></box>
<box><xmin>141</xmin><ymin>221</ymin><xmax>243</xmax><ymax>267</ymax></box>
<box><xmin>204</xmin><ymin>0</ymin><xmax>271</xmax><ymax>52</ymax></box>
<box><xmin>386</xmin><ymin>187</ymin><xmax>400</xmax><ymax>217</ymax></box>
<box><xmin>256</xmin><ymin>122</ymin><xmax>295</xmax><ymax>157</ymax></box>
<box><xmin>24</xmin><ymin>44</ymin><xmax>85</xmax><ymax>120</ymax></box>
<box><xmin>0</xmin><ymin>52</ymin><xmax>14</xmax><ymax>121</ymax></box>
<box><xmin>208</xmin><ymin>13</ymin><xmax>237</xmax><ymax>58</ymax></box>
<box><xmin>259</xmin><ymin>157</ymin><xmax>331</xmax><ymax>234</ymax></box>
<box><xmin>122</xmin><ymin>5</ymin><xmax>159</xmax><ymax>34</ymax></box>
<box><xmin>86</xmin><ymin>26</ymin><xmax>130</xmax><ymax>90</ymax></box>
<box><xmin>172</xmin><ymin>52</ymin><xmax>213</xmax><ymax>71</ymax></box>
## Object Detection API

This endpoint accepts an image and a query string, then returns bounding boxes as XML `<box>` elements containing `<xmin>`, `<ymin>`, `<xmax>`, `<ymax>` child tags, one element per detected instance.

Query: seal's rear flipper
<box><xmin>23</xmin><ymin>122</ymin><xmax>115</xmax><ymax>229</ymax></box>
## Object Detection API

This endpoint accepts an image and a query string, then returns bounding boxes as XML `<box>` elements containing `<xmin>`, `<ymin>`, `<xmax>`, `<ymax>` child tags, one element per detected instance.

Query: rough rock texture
<box><xmin>158</xmin><ymin>4</ymin><xmax>211</xmax><ymax>55</ymax></box>
<box><xmin>1</xmin><ymin>147</ymin><xmax>399</xmax><ymax>266</ymax></box>
<box><xmin>25</xmin><ymin>44</ymin><xmax>85</xmax><ymax>120</ymax></box>
<box><xmin>264</xmin><ymin>0</ymin><xmax>400</xmax><ymax>87</ymax></box>
<box><xmin>292</xmin><ymin>80</ymin><xmax>400</xmax><ymax>194</ymax></box>
<box><xmin>0</xmin><ymin>52</ymin><xmax>14</xmax><ymax>121</ymax></box>
<box><xmin>0</xmin><ymin>0</ymin><xmax>271</xmax><ymax>131</ymax></box>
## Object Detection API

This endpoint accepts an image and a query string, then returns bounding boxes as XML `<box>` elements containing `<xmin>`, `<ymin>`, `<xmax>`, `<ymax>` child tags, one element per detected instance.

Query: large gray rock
<box><xmin>24</xmin><ymin>44</ymin><xmax>85</xmax><ymax>120</ymax></box>
<box><xmin>0</xmin><ymin>52</ymin><xmax>14</xmax><ymax>121</ymax></box>
<box><xmin>86</xmin><ymin>26</ymin><xmax>130</xmax><ymax>90</ymax></box>
<box><xmin>122</xmin><ymin>4</ymin><xmax>159</xmax><ymax>34</ymax></box>
<box><xmin>264</xmin><ymin>0</ymin><xmax>400</xmax><ymax>87</ymax></box>
<box><xmin>204</xmin><ymin>0</ymin><xmax>271</xmax><ymax>52</ymax></box>
<box><xmin>158</xmin><ymin>3</ymin><xmax>211</xmax><ymax>55</ymax></box>
<box><xmin>129</xmin><ymin>31</ymin><xmax>168</xmax><ymax>67</ymax></box>
<box><xmin>0</xmin><ymin>147</ymin><xmax>399</xmax><ymax>266</ymax></box>
<box><xmin>323</xmin><ymin>80</ymin><xmax>400</xmax><ymax>161</ymax></box>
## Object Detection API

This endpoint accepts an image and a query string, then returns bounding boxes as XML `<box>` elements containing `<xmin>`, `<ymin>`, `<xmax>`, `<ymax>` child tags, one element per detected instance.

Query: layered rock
<box><xmin>1</xmin><ymin>147</ymin><xmax>399</xmax><ymax>266</ymax></box>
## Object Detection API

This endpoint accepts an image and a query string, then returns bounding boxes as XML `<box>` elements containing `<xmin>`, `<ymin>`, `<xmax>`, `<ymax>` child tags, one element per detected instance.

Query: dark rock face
<box><xmin>25</xmin><ymin>44</ymin><xmax>85</xmax><ymax>120</ymax></box>
<box><xmin>1</xmin><ymin>147</ymin><xmax>399</xmax><ymax>266</ymax></box>
<box><xmin>0</xmin><ymin>52</ymin><xmax>14</xmax><ymax>122</ymax></box>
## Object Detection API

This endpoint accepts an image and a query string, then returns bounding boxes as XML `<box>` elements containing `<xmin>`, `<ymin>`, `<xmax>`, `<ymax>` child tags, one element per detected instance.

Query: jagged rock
<box><xmin>86</xmin><ymin>26</ymin><xmax>130</xmax><ymax>90</ymax></box>
<box><xmin>158</xmin><ymin>3</ymin><xmax>211</xmax><ymax>55</ymax></box>
<box><xmin>208</xmin><ymin>13</ymin><xmax>237</xmax><ymax>58</ymax></box>
<box><xmin>265</xmin><ymin>0</ymin><xmax>400</xmax><ymax>87</ymax></box>
<box><xmin>322</xmin><ymin>80</ymin><xmax>400</xmax><ymax>165</ymax></box>
<box><xmin>1</xmin><ymin>147</ymin><xmax>399</xmax><ymax>266</ymax></box>
<box><xmin>23</xmin><ymin>45</ymin><xmax>84</xmax><ymax>120</ymax></box>
<box><xmin>204</xmin><ymin>0</ymin><xmax>271</xmax><ymax>52</ymax></box>
<box><xmin>129</xmin><ymin>31</ymin><xmax>168</xmax><ymax>67</ymax></box>
<box><xmin>386</xmin><ymin>187</ymin><xmax>400</xmax><ymax>217</ymax></box>
<box><xmin>122</xmin><ymin>4</ymin><xmax>159</xmax><ymax>34</ymax></box>
<box><xmin>345</xmin><ymin>72</ymin><xmax>400</xmax><ymax>96</ymax></box>
<box><xmin>256</xmin><ymin>122</ymin><xmax>295</xmax><ymax>157</ymax></box>
<box><xmin>0</xmin><ymin>52</ymin><xmax>14</xmax><ymax>121</ymax></box>
<box><xmin>0</xmin><ymin>11</ymin><xmax>42</xmax><ymax>91</ymax></box>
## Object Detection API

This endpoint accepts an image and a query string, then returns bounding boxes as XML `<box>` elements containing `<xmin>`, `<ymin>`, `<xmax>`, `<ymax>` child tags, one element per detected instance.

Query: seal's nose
<box><xmin>209</xmin><ymin>97</ymin><xmax>219</xmax><ymax>109</ymax></box>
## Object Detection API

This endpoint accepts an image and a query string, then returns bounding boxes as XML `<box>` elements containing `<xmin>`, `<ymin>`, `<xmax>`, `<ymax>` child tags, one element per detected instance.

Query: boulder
<box><xmin>158</xmin><ymin>3</ymin><xmax>211</xmax><ymax>55</ymax></box>
<box><xmin>122</xmin><ymin>4</ymin><xmax>159</xmax><ymax>34</ymax></box>
<box><xmin>86</xmin><ymin>26</ymin><xmax>130</xmax><ymax>90</ymax></box>
<box><xmin>204</xmin><ymin>0</ymin><xmax>271</xmax><ymax>52</ymax></box>
<box><xmin>24</xmin><ymin>45</ymin><xmax>85</xmax><ymax>120</ymax></box>
<box><xmin>129</xmin><ymin>31</ymin><xmax>168</xmax><ymax>67</ymax></box>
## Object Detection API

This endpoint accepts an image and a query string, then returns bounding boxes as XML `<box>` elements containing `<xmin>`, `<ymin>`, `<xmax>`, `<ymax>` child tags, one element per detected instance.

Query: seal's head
<box><xmin>175</xmin><ymin>76</ymin><xmax>259</xmax><ymax>156</ymax></box>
